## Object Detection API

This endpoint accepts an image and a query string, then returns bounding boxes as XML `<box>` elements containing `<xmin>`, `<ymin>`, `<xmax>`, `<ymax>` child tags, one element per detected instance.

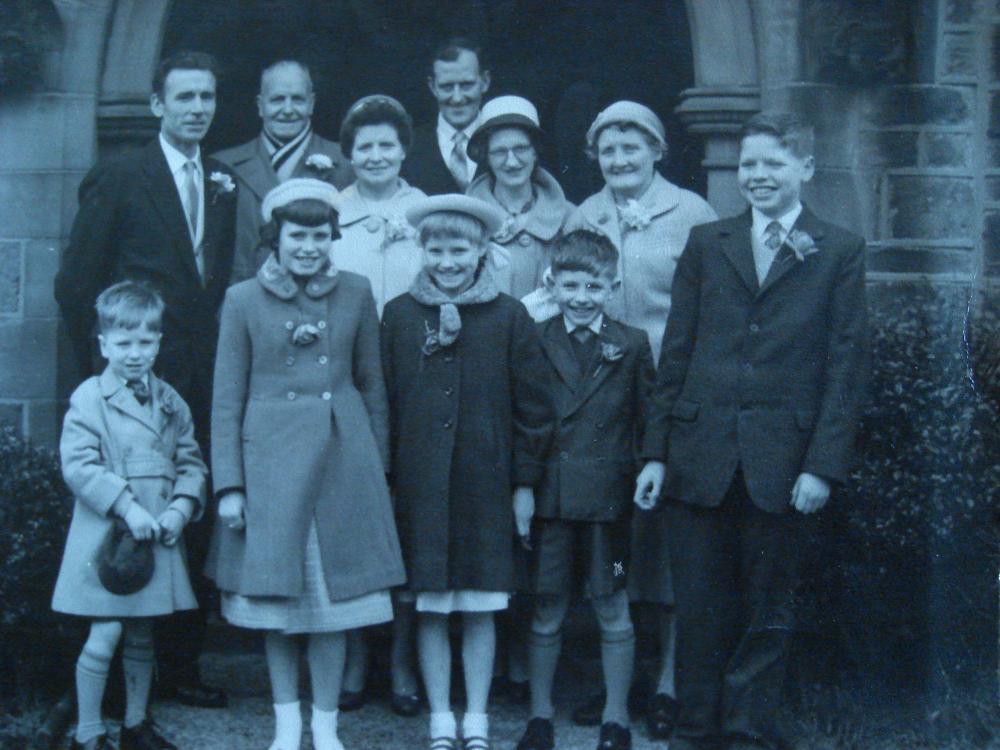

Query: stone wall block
<box><xmin>0</xmin><ymin>173</ymin><xmax>65</xmax><ymax>239</ymax></box>
<box><xmin>988</xmin><ymin>138</ymin><xmax>1000</xmax><ymax>167</ymax></box>
<box><xmin>859</xmin><ymin>130</ymin><xmax>919</xmax><ymax>168</ymax></box>
<box><xmin>867</xmin><ymin>246</ymin><xmax>974</xmax><ymax>275</ymax></box>
<box><xmin>986</xmin><ymin>176</ymin><xmax>1000</xmax><ymax>202</ymax></box>
<box><xmin>888</xmin><ymin>175</ymin><xmax>975</xmax><ymax>240</ymax></box>
<box><xmin>941</xmin><ymin>32</ymin><xmax>975</xmax><ymax>80</ymax></box>
<box><xmin>868</xmin><ymin>87</ymin><xmax>972</xmax><ymax>128</ymax></box>
<box><xmin>923</xmin><ymin>132</ymin><xmax>970</xmax><ymax>167</ymax></box>
<box><xmin>0</xmin><ymin>241</ymin><xmax>22</xmax><ymax>314</ymax></box>
<box><xmin>989</xmin><ymin>92</ymin><xmax>1000</xmax><ymax>136</ymax></box>
<box><xmin>945</xmin><ymin>0</ymin><xmax>973</xmax><ymax>23</ymax></box>
<box><xmin>993</xmin><ymin>26</ymin><xmax>1000</xmax><ymax>82</ymax></box>
<box><xmin>984</xmin><ymin>211</ymin><xmax>1000</xmax><ymax>273</ymax></box>
<box><xmin>23</xmin><ymin>241</ymin><xmax>60</xmax><ymax>318</ymax></box>
<box><xmin>0</xmin><ymin>319</ymin><xmax>57</xmax><ymax>399</ymax></box>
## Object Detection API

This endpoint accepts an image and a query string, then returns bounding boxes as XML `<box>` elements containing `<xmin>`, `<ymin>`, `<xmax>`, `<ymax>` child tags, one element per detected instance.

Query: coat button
<box><xmin>518</xmin><ymin>233</ymin><xmax>532</xmax><ymax>246</ymax></box>
<box><xmin>286</xmin><ymin>356</ymin><xmax>295</xmax><ymax>366</ymax></box>
<box><xmin>285</xmin><ymin>321</ymin><xmax>294</xmax><ymax>330</ymax></box>
<box><xmin>749</xmin><ymin>323</ymin><xmax>760</xmax><ymax>333</ymax></box>
<box><xmin>318</xmin><ymin>355</ymin><xmax>328</xmax><ymax>364</ymax></box>
<box><xmin>444</xmin><ymin>386</ymin><xmax>454</xmax><ymax>396</ymax></box>
<box><xmin>322</xmin><ymin>392</ymin><xmax>332</xmax><ymax>400</ymax></box>
<box><xmin>309</xmin><ymin>283</ymin><xmax>320</xmax><ymax>293</ymax></box>
<box><xmin>443</xmin><ymin>419</ymin><xmax>453</xmax><ymax>429</ymax></box>
<box><xmin>743</xmin><ymin>362</ymin><xmax>753</xmax><ymax>374</ymax></box>
<box><xmin>317</xmin><ymin>320</ymin><xmax>327</xmax><ymax>330</ymax></box>
<box><xmin>287</xmin><ymin>391</ymin><xmax>296</xmax><ymax>400</ymax></box>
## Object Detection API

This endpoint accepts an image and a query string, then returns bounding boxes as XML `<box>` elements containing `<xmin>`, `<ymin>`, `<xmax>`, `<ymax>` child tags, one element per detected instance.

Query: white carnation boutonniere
<box><xmin>593</xmin><ymin>342</ymin><xmax>626</xmax><ymax>378</ymax></box>
<box><xmin>786</xmin><ymin>229</ymin><xmax>819</xmax><ymax>262</ymax></box>
<box><xmin>381</xmin><ymin>214</ymin><xmax>415</xmax><ymax>250</ymax></box>
<box><xmin>305</xmin><ymin>153</ymin><xmax>334</xmax><ymax>171</ymax></box>
<box><xmin>618</xmin><ymin>199</ymin><xmax>652</xmax><ymax>232</ymax></box>
<box><xmin>209</xmin><ymin>171</ymin><xmax>236</xmax><ymax>204</ymax></box>
<box><xmin>291</xmin><ymin>323</ymin><xmax>320</xmax><ymax>346</ymax></box>
<box><xmin>158</xmin><ymin>391</ymin><xmax>177</xmax><ymax>416</ymax></box>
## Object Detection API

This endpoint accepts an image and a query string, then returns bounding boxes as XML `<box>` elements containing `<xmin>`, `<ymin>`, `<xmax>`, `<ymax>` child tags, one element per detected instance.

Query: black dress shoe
<box><xmin>338</xmin><ymin>687</ymin><xmax>368</xmax><ymax>712</ymax></box>
<box><xmin>597</xmin><ymin>721</ymin><xmax>632</xmax><ymax>750</ymax></box>
<box><xmin>119</xmin><ymin>719</ymin><xmax>177</xmax><ymax>750</ymax></box>
<box><xmin>158</xmin><ymin>679</ymin><xmax>228</xmax><ymax>708</ymax></box>
<box><xmin>515</xmin><ymin>717</ymin><xmax>554</xmax><ymax>750</ymax></box>
<box><xmin>390</xmin><ymin>690</ymin><xmax>422</xmax><ymax>717</ymax></box>
<box><xmin>645</xmin><ymin>692</ymin><xmax>679</xmax><ymax>739</ymax></box>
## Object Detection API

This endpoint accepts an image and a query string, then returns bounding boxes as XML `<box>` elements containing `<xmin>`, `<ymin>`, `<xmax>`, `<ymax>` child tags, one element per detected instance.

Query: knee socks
<box><xmin>527</xmin><ymin>629</ymin><xmax>562</xmax><ymax>720</ymax></box>
<box><xmin>122</xmin><ymin>627</ymin><xmax>155</xmax><ymax>729</ymax></box>
<box><xmin>601</xmin><ymin>626</ymin><xmax>635</xmax><ymax>726</ymax></box>
<box><xmin>75</xmin><ymin>644</ymin><xmax>112</xmax><ymax>743</ymax></box>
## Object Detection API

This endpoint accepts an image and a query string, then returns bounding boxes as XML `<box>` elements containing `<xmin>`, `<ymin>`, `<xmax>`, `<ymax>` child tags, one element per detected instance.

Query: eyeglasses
<box><xmin>487</xmin><ymin>144</ymin><xmax>535</xmax><ymax>161</ymax></box>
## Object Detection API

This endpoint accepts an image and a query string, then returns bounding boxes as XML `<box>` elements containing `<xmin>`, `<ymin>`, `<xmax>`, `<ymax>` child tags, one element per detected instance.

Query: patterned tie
<box><xmin>764</xmin><ymin>220</ymin><xmax>783</xmax><ymax>252</ymax></box>
<box><xmin>448</xmin><ymin>131</ymin><xmax>469</xmax><ymax>189</ymax></box>
<box><xmin>182</xmin><ymin>161</ymin><xmax>204</xmax><ymax>281</ymax></box>
<box><xmin>127</xmin><ymin>379</ymin><xmax>150</xmax><ymax>406</ymax></box>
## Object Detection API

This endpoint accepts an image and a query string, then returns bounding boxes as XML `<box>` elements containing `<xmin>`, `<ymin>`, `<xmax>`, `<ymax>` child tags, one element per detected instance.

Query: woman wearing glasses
<box><xmin>466</xmin><ymin>96</ymin><xmax>574</xmax><ymax>301</ymax></box>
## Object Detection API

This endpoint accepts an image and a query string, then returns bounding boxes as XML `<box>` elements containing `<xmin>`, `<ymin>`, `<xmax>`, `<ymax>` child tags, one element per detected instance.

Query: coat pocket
<box><xmin>671</xmin><ymin>399</ymin><xmax>700</xmax><ymax>422</ymax></box>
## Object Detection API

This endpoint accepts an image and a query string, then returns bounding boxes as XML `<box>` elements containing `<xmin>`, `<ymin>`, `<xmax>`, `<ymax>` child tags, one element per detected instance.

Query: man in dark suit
<box><xmin>635</xmin><ymin>113</ymin><xmax>868</xmax><ymax>750</ymax></box>
<box><xmin>401</xmin><ymin>37</ymin><xmax>490</xmax><ymax>195</ymax></box>
<box><xmin>55</xmin><ymin>50</ymin><xmax>235</xmax><ymax>709</ymax></box>
<box><xmin>213</xmin><ymin>59</ymin><xmax>353</xmax><ymax>283</ymax></box>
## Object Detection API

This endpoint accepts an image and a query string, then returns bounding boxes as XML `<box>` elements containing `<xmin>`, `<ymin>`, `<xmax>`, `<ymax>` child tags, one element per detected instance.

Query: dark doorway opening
<box><xmin>163</xmin><ymin>0</ymin><xmax>702</xmax><ymax>204</ymax></box>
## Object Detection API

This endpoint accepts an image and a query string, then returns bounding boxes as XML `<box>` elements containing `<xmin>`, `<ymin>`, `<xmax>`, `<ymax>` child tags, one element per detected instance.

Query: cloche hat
<box><xmin>585</xmin><ymin>100</ymin><xmax>667</xmax><ymax>150</ymax></box>
<box><xmin>405</xmin><ymin>194</ymin><xmax>505</xmax><ymax>236</ymax></box>
<box><xmin>468</xmin><ymin>95</ymin><xmax>549</xmax><ymax>163</ymax></box>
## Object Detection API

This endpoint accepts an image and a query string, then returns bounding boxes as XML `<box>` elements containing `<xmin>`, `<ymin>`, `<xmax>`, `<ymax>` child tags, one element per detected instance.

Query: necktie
<box><xmin>127</xmin><ymin>379</ymin><xmax>150</xmax><ymax>406</ymax></box>
<box><xmin>570</xmin><ymin>327</ymin><xmax>596</xmax><ymax>372</ymax></box>
<box><xmin>448</xmin><ymin>131</ymin><xmax>469</xmax><ymax>189</ymax></box>
<box><xmin>764</xmin><ymin>220</ymin><xmax>783</xmax><ymax>251</ymax></box>
<box><xmin>182</xmin><ymin>161</ymin><xmax>204</xmax><ymax>280</ymax></box>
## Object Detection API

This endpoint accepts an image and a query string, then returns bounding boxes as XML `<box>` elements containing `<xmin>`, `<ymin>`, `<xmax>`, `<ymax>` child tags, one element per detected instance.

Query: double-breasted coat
<box><xmin>564</xmin><ymin>173</ymin><xmax>718</xmax><ymax>362</ymax></box>
<box><xmin>207</xmin><ymin>261</ymin><xmax>405</xmax><ymax>599</ymax></box>
<box><xmin>380</xmin><ymin>292</ymin><xmax>554</xmax><ymax>592</ymax></box>
<box><xmin>535</xmin><ymin>316</ymin><xmax>655</xmax><ymax>522</ymax></box>
<box><xmin>52</xmin><ymin>369</ymin><xmax>207</xmax><ymax>617</ymax></box>
<box><xmin>642</xmin><ymin>207</ymin><xmax>869</xmax><ymax>511</ymax></box>
<box><xmin>466</xmin><ymin>167</ymin><xmax>575</xmax><ymax>301</ymax></box>
<box><xmin>213</xmin><ymin>132</ymin><xmax>354</xmax><ymax>284</ymax></box>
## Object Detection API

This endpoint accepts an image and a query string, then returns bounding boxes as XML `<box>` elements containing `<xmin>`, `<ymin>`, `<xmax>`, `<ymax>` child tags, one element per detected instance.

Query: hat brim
<box><xmin>468</xmin><ymin>114</ymin><xmax>550</xmax><ymax>165</ymax></box>
<box><xmin>405</xmin><ymin>194</ymin><xmax>506</xmax><ymax>237</ymax></box>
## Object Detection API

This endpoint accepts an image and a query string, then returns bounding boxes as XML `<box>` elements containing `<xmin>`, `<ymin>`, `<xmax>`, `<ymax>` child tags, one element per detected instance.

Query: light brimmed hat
<box><xmin>468</xmin><ymin>95</ymin><xmax>549</xmax><ymax>163</ymax></box>
<box><xmin>261</xmin><ymin>178</ymin><xmax>339</xmax><ymax>222</ymax></box>
<box><xmin>405</xmin><ymin>194</ymin><xmax>505</xmax><ymax>236</ymax></box>
<box><xmin>585</xmin><ymin>100</ymin><xmax>667</xmax><ymax>150</ymax></box>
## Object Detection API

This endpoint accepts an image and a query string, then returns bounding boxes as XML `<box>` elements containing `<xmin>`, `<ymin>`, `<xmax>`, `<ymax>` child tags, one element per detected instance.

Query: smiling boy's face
<box><xmin>99</xmin><ymin>322</ymin><xmax>161</xmax><ymax>382</ymax></box>
<box><xmin>422</xmin><ymin>234</ymin><xmax>486</xmax><ymax>296</ymax></box>
<box><xmin>551</xmin><ymin>268</ymin><xmax>618</xmax><ymax>329</ymax></box>
<box><xmin>737</xmin><ymin>133</ymin><xmax>814</xmax><ymax>219</ymax></box>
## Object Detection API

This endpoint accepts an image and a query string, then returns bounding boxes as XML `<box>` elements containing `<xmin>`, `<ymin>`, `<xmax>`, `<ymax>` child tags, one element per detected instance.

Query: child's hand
<box><xmin>512</xmin><ymin>486</ymin><xmax>534</xmax><ymax>549</ymax></box>
<box><xmin>634</xmin><ymin>461</ymin><xmax>666</xmax><ymax>510</ymax></box>
<box><xmin>157</xmin><ymin>508</ymin><xmax>187</xmax><ymax>546</ymax></box>
<box><xmin>790</xmin><ymin>472</ymin><xmax>830</xmax><ymax>514</ymax></box>
<box><xmin>218</xmin><ymin>491</ymin><xmax>247</xmax><ymax>531</ymax></box>
<box><xmin>122</xmin><ymin>502</ymin><xmax>160</xmax><ymax>541</ymax></box>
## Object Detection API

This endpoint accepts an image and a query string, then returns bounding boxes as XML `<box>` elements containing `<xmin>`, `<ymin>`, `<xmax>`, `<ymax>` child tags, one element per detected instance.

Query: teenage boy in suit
<box><xmin>634</xmin><ymin>113</ymin><xmax>868</xmax><ymax>750</ymax></box>
<box><xmin>516</xmin><ymin>230</ymin><xmax>656</xmax><ymax>750</ymax></box>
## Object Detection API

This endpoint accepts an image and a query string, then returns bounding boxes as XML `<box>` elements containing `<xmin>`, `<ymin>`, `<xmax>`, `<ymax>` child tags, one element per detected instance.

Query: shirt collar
<box><xmin>159</xmin><ymin>133</ymin><xmax>202</xmax><ymax>175</ymax></box>
<box><xmin>563</xmin><ymin>313</ymin><xmax>603</xmax><ymax>336</ymax></box>
<box><xmin>751</xmin><ymin>202</ymin><xmax>802</xmax><ymax>241</ymax></box>
<box><xmin>437</xmin><ymin>111</ymin><xmax>482</xmax><ymax>143</ymax></box>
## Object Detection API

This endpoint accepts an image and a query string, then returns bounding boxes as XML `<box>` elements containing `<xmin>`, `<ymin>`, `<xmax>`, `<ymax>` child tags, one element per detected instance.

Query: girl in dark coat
<box><xmin>380</xmin><ymin>195</ymin><xmax>554</xmax><ymax>750</ymax></box>
<box><xmin>208</xmin><ymin>178</ymin><xmax>405</xmax><ymax>750</ymax></box>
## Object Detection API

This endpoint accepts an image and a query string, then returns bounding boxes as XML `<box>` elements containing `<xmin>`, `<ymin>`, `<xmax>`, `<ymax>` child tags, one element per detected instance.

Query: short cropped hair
<box><xmin>339</xmin><ymin>96</ymin><xmax>414</xmax><ymax>157</ymax></box>
<box><xmin>261</xmin><ymin>198</ymin><xmax>340</xmax><ymax>251</ymax></box>
<box><xmin>551</xmin><ymin>230</ymin><xmax>619</xmax><ymax>278</ymax></box>
<box><xmin>259</xmin><ymin>59</ymin><xmax>313</xmax><ymax>93</ymax></box>
<box><xmin>585</xmin><ymin>122</ymin><xmax>664</xmax><ymax>161</ymax></box>
<box><xmin>152</xmin><ymin>50</ymin><xmax>220</xmax><ymax>97</ymax></box>
<box><xmin>740</xmin><ymin>112</ymin><xmax>815</xmax><ymax>158</ymax></box>
<box><xmin>417</xmin><ymin>211</ymin><xmax>490</xmax><ymax>248</ymax></box>
<box><xmin>95</xmin><ymin>281</ymin><xmax>164</xmax><ymax>333</ymax></box>
<box><xmin>430</xmin><ymin>36</ymin><xmax>489</xmax><ymax>75</ymax></box>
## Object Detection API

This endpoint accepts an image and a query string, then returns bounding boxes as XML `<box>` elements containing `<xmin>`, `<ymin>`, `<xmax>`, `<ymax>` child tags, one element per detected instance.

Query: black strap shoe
<box><xmin>597</xmin><ymin>721</ymin><xmax>632</xmax><ymax>750</ymax></box>
<box><xmin>515</xmin><ymin>717</ymin><xmax>555</xmax><ymax>750</ymax></box>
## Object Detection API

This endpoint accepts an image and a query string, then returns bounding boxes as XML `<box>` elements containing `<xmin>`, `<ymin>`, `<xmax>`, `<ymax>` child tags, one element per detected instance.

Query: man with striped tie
<box><xmin>214</xmin><ymin>59</ymin><xmax>353</xmax><ymax>283</ymax></box>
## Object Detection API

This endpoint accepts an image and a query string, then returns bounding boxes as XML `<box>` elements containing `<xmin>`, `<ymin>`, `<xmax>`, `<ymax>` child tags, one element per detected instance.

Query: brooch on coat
<box><xmin>420</xmin><ymin>304</ymin><xmax>462</xmax><ymax>359</ymax></box>
<box><xmin>209</xmin><ymin>171</ymin><xmax>236</xmax><ymax>205</ymax></box>
<box><xmin>618</xmin><ymin>199</ymin><xmax>652</xmax><ymax>231</ymax></box>
<box><xmin>592</xmin><ymin>342</ymin><xmax>626</xmax><ymax>378</ymax></box>
<box><xmin>292</xmin><ymin>323</ymin><xmax>320</xmax><ymax>346</ymax></box>
<box><xmin>785</xmin><ymin>229</ymin><xmax>820</xmax><ymax>262</ymax></box>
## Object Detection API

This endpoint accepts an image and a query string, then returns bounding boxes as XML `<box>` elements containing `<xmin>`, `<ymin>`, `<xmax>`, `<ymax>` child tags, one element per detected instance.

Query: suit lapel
<box><xmin>100</xmin><ymin>369</ymin><xmax>159</xmax><ymax>435</ymax></box>
<box><xmin>539</xmin><ymin>317</ymin><xmax>583</xmax><ymax>392</ymax></box>
<box><xmin>718</xmin><ymin>211</ymin><xmax>759</xmax><ymax>295</ymax></box>
<box><xmin>566</xmin><ymin>319</ymin><xmax>623</xmax><ymax>417</ymax></box>
<box><xmin>756</xmin><ymin>206</ymin><xmax>827</xmax><ymax>298</ymax></box>
<box><xmin>139</xmin><ymin>141</ymin><xmax>203</xmax><ymax>283</ymax></box>
<box><xmin>235</xmin><ymin>138</ymin><xmax>279</xmax><ymax>201</ymax></box>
